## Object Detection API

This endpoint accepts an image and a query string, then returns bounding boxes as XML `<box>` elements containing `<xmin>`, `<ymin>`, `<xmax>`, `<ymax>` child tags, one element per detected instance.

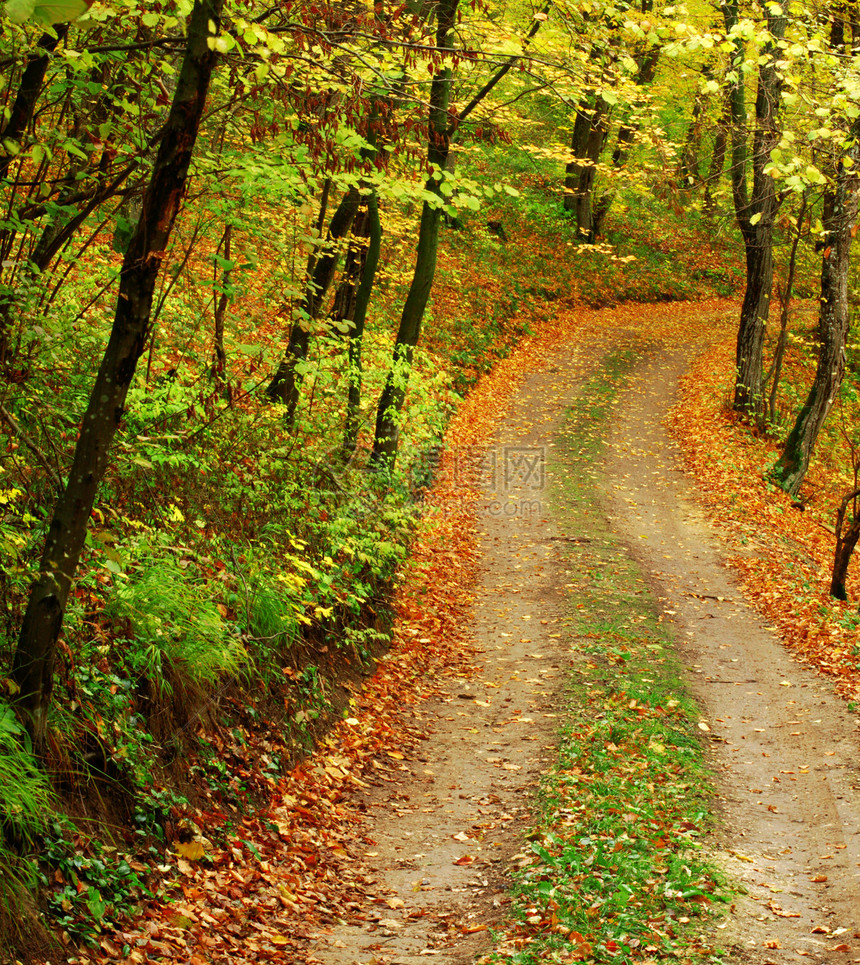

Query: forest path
<box><xmin>308</xmin><ymin>306</ymin><xmax>860</xmax><ymax>965</ymax></box>
<box><xmin>603</xmin><ymin>344</ymin><xmax>860</xmax><ymax>963</ymax></box>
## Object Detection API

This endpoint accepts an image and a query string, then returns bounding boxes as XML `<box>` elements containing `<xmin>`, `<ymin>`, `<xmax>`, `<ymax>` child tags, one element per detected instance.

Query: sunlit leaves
<box><xmin>4</xmin><ymin>0</ymin><xmax>89</xmax><ymax>24</ymax></box>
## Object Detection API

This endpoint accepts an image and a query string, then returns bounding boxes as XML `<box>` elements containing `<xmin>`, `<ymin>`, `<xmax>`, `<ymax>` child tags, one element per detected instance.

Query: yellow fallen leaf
<box><xmin>176</xmin><ymin>840</ymin><xmax>205</xmax><ymax>861</ymax></box>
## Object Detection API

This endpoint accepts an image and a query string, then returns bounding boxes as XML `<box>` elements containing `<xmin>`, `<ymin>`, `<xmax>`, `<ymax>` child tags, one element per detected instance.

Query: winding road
<box><xmin>308</xmin><ymin>304</ymin><xmax>860</xmax><ymax>965</ymax></box>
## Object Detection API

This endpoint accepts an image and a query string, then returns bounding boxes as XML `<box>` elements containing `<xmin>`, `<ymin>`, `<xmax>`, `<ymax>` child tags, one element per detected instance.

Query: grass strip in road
<box><xmin>486</xmin><ymin>348</ymin><xmax>728</xmax><ymax>965</ymax></box>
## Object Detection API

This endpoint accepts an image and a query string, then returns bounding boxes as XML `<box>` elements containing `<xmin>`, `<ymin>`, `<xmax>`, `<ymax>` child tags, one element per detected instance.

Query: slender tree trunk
<box><xmin>703</xmin><ymin>94</ymin><xmax>731</xmax><ymax>215</ymax></box>
<box><xmin>593</xmin><ymin>50</ymin><xmax>660</xmax><ymax>236</ymax></box>
<box><xmin>11</xmin><ymin>0</ymin><xmax>223</xmax><ymax>749</ymax></box>
<box><xmin>213</xmin><ymin>222</ymin><xmax>232</xmax><ymax>381</ymax></box>
<box><xmin>831</xmin><ymin>488</ymin><xmax>860</xmax><ymax>600</ymax></box>
<box><xmin>724</xmin><ymin>0</ymin><xmax>789</xmax><ymax>423</ymax></box>
<box><xmin>678</xmin><ymin>88</ymin><xmax>705</xmax><ymax>187</ymax></box>
<box><xmin>0</xmin><ymin>26</ymin><xmax>69</xmax><ymax>361</ymax></box>
<box><xmin>767</xmin><ymin>194</ymin><xmax>807</xmax><ymax>426</ymax></box>
<box><xmin>343</xmin><ymin>193</ymin><xmax>381</xmax><ymax>455</ymax></box>
<box><xmin>266</xmin><ymin>185</ymin><xmax>361</xmax><ymax>422</ymax></box>
<box><xmin>331</xmin><ymin>205</ymin><xmax>371</xmax><ymax>331</ymax></box>
<box><xmin>773</xmin><ymin>128</ymin><xmax>860</xmax><ymax>497</ymax></box>
<box><xmin>371</xmin><ymin>0</ymin><xmax>459</xmax><ymax>467</ymax></box>
<box><xmin>563</xmin><ymin>96</ymin><xmax>611</xmax><ymax>241</ymax></box>
<box><xmin>0</xmin><ymin>27</ymin><xmax>68</xmax><ymax>182</ymax></box>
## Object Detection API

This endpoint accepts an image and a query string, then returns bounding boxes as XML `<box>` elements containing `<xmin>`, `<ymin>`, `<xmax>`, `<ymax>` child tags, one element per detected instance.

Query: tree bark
<box><xmin>724</xmin><ymin>0</ymin><xmax>789</xmax><ymax>423</ymax></box>
<box><xmin>0</xmin><ymin>27</ymin><xmax>69</xmax><ymax>183</ymax></box>
<box><xmin>12</xmin><ymin>0</ymin><xmax>223</xmax><ymax>749</ymax></box>
<box><xmin>563</xmin><ymin>96</ymin><xmax>611</xmax><ymax>241</ymax></box>
<box><xmin>831</xmin><ymin>488</ymin><xmax>860</xmax><ymax>600</ymax></box>
<box><xmin>773</xmin><ymin>126</ymin><xmax>860</xmax><ymax>497</ymax></box>
<box><xmin>371</xmin><ymin>0</ymin><xmax>458</xmax><ymax>467</ymax></box>
<box><xmin>767</xmin><ymin>194</ymin><xmax>807</xmax><ymax>426</ymax></box>
<box><xmin>593</xmin><ymin>49</ymin><xmax>660</xmax><ymax>236</ymax></box>
<box><xmin>343</xmin><ymin>193</ymin><xmax>381</xmax><ymax>455</ymax></box>
<box><xmin>331</xmin><ymin>204</ymin><xmax>371</xmax><ymax>331</ymax></box>
<box><xmin>213</xmin><ymin>222</ymin><xmax>232</xmax><ymax>381</ymax></box>
<box><xmin>265</xmin><ymin>184</ymin><xmax>361</xmax><ymax>422</ymax></box>
<box><xmin>703</xmin><ymin>94</ymin><xmax>731</xmax><ymax>215</ymax></box>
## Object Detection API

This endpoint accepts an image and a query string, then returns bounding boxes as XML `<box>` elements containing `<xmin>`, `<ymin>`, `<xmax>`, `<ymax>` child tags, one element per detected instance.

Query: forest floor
<box><xmin>73</xmin><ymin>301</ymin><xmax>860</xmax><ymax>965</ymax></box>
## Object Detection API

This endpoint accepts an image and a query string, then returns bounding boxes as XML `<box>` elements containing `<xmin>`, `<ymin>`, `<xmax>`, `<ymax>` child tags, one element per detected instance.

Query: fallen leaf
<box><xmin>176</xmin><ymin>840</ymin><xmax>205</xmax><ymax>861</ymax></box>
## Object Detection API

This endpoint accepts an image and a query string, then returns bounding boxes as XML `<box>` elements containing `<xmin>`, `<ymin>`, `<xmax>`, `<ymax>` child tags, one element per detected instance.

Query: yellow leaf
<box><xmin>176</xmin><ymin>840</ymin><xmax>205</xmax><ymax>861</ymax></box>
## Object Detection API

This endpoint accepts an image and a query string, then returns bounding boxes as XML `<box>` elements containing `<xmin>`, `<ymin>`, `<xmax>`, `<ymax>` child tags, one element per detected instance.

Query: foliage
<box><xmin>0</xmin><ymin>699</ymin><xmax>53</xmax><ymax>914</ymax></box>
<box><xmin>105</xmin><ymin>557</ymin><xmax>247</xmax><ymax>693</ymax></box>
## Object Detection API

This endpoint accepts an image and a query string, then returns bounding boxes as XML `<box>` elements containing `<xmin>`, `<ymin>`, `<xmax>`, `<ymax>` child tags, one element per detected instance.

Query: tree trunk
<box><xmin>563</xmin><ymin>96</ymin><xmax>611</xmax><ymax>241</ymax></box>
<box><xmin>0</xmin><ymin>25</ymin><xmax>69</xmax><ymax>361</ymax></box>
<box><xmin>0</xmin><ymin>26</ymin><xmax>68</xmax><ymax>183</ymax></box>
<box><xmin>678</xmin><ymin>89</ymin><xmax>705</xmax><ymax>187</ymax></box>
<box><xmin>593</xmin><ymin>50</ymin><xmax>660</xmax><ymax>237</ymax></box>
<box><xmin>371</xmin><ymin>0</ymin><xmax>459</xmax><ymax>468</ymax></box>
<box><xmin>703</xmin><ymin>94</ymin><xmax>731</xmax><ymax>214</ymax></box>
<box><xmin>773</xmin><ymin>129</ymin><xmax>859</xmax><ymax>497</ymax></box>
<box><xmin>831</xmin><ymin>488</ymin><xmax>860</xmax><ymax>600</ymax></box>
<box><xmin>331</xmin><ymin>205</ymin><xmax>371</xmax><ymax>331</ymax></box>
<box><xmin>213</xmin><ymin>222</ymin><xmax>232</xmax><ymax>382</ymax></box>
<box><xmin>724</xmin><ymin>0</ymin><xmax>789</xmax><ymax>423</ymax></box>
<box><xmin>343</xmin><ymin>193</ymin><xmax>381</xmax><ymax>455</ymax></box>
<box><xmin>12</xmin><ymin>0</ymin><xmax>223</xmax><ymax>750</ymax></box>
<box><xmin>767</xmin><ymin>194</ymin><xmax>807</xmax><ymax>426</ymax></box>
<box><xmin>265</xmin><ymin>185</ymin><xmax>361</xmax><ymax>422</ymax></box>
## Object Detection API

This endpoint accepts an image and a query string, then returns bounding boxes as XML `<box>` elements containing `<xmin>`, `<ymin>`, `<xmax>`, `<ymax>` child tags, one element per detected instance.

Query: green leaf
<box><xmin>5</xmin><ymin>0</ymin><xmax>90</xmax><ymax>23</ymax></box>
<box><xmin>3</xmin><ymin>0</ymin><xmax>36</xmax><ymax>21</ymax></box>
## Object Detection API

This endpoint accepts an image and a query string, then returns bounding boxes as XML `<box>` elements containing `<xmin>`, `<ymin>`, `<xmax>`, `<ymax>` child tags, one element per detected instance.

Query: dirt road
<box><xmin>605</xmin><ymin>345</ymin><xmax>860</xmax><ymax>963</ymax></box>
<box><xmin>308</xmin><ymin>309</ymin><xmax>860</xmax><ymax>965</ymax></box>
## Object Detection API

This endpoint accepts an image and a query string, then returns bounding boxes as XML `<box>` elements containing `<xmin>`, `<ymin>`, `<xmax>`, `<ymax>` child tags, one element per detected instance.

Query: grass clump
<box><xmin>488</xmin><ymin>349</ymin><xmax>726</xmax><ymax>965</ymax></box>
<box><xmin>0</xmin><ymin>701</ymin><xmax>53</xmax><ymax>926</ymax></box>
